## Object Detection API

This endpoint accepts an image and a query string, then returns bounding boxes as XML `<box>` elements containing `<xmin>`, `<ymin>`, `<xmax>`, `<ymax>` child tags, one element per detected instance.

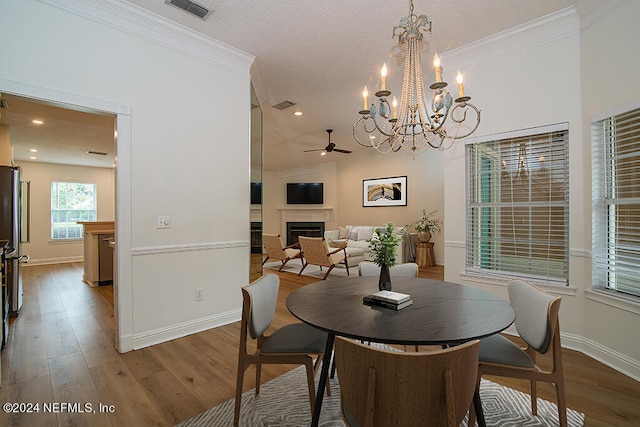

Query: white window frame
<box><xmin>51</xmin><ymin>181</ymin><xmax>97</xmax><ymax>240</ymax></box>
<box><xmin>592</xmin><ymin>101</ymin><xmax>640</xmax><ymax>301</ymax></box>
<box><xmin>465</xmin><ymin>123</ymin><xmax>570</xmax><ymax>286</ymax></box>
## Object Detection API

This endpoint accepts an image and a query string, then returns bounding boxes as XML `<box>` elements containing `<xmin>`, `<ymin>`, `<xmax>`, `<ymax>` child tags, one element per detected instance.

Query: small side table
<box><xmin>415</xmin><ymin>242</ymin><xmax>435</xmax><ymax>267</ymax></box>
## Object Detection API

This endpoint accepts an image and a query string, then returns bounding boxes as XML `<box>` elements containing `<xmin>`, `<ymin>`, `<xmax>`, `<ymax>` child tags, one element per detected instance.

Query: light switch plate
<box><xmin>156</xmin><ymin>215</ymin><xmax>171</xmax><ymax>229</ymax></box>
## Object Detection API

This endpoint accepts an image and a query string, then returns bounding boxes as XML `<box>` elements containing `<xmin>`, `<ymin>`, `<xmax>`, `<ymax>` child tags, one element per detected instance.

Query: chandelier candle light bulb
<box><xmin>381</xmin><ymin>63</ymin><xmax>388</xmax><ymax>91</ymax></box>
<box><xmin>392</xmin><ymin>97</ymin><xmax>398</xmax><ymax>119</ymax></box>
<box><xmin>456</xmin><ymin>70</ymin><xmax>465</xmax><ymax>98</ymax></box>
<box><xmin>362</xmin><ymin>86</ymin><xmax>369</xmax><ymax>111</ymax></box>
<box><xmin>433</xmin><ymin>53</ymin><xmax>442</xmax><ymax>82</ymax></box>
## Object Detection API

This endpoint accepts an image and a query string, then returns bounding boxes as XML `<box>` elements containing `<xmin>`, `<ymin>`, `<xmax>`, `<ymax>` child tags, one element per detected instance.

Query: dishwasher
<box><xmin>98</xmin><ymin>233</ymin><xmax>114</xmax><ymax>285</ymax></box>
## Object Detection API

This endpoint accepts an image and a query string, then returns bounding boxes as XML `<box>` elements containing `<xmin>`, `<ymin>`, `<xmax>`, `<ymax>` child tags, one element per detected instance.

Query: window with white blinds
<box><xmin>592</xmin><ymin>106</ymin><xmax>640</xmax><ymax>300</ymax></box>
<box><xmin>466</xmin><ymin>123</ymin><xmax>569</xmax><ymax>285</ymax></box>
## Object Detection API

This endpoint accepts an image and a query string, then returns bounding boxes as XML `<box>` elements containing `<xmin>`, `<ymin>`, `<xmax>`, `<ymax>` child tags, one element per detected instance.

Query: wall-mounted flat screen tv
<box><xmin>251</xmin><ymin>182</ymin><xmax>262</xmax><ymax>205</ymax></box>
<box><xmin>287</xmin><ymin>182</ymin><xmax>324</xmax><ymax>204</ymax></box>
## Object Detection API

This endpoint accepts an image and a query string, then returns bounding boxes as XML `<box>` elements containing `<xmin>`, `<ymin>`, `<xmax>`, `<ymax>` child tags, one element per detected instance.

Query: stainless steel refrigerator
<box><xmin>0</xmin><ymin>165</ymin><xmax>30</xmax><ymax>320</ymax></box>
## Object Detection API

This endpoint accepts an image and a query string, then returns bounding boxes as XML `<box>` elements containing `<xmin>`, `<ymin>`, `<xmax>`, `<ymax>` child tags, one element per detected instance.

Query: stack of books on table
<box><xmin>363</xmin><ymin>290</ymin><xmax>413</xmax><ymax>310</ymax></box>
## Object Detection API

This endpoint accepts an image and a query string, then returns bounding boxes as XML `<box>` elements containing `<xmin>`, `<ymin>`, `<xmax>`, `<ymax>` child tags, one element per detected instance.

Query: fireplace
<box><xmin>250</xmin><ymin>222</ymin><xmax>262</xmax><ymax>253</ymax></box>
<box><xmin>287</xmin><ymin>222</ymin><xmax>325</xmax><ymax>246</ymax></box>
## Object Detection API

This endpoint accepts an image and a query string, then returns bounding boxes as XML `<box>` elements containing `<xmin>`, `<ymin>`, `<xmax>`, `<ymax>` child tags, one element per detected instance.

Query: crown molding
<box><xmin>442</xmin><ymin>6</ymin><xmax>579</xmax><ymax>71</ymax></box>
<box><xmin>576</xmin><ymin>0</ymin><xmax>628</xmax><ymax>32</ymax></box>
<box><xmin>38</xmin><ymin>0</ymin><xmax>254</xmax><ymax>76</ymax></box>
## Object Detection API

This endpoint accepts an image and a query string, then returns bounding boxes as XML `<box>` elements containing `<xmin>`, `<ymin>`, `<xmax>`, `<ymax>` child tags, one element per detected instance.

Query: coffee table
<box><xmin>286</xmin><ymin>275</ymin><xmax>516</xmax><ymax>427</ymax></box>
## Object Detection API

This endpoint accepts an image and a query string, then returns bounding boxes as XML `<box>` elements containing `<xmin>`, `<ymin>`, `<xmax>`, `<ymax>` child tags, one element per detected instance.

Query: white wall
<box><xmin>579</xmin><ymin>1</ymin><xmax>640</xmax><ymax>379</ymax></box>
<box><xmin>335</xmin><ymin>146</ymin><xmax>445</xmax><ymax>263</ymax></box>
<box><xmin>262</xmin><ymin>163</ymin><xmax>339</xmax><ymax>238</ymax></box>
<box><xmin>17</xmin><ymin>161</ymin><xmax>115</xmax><ymax>265</ymax></box>
<box><xmin>443</xmin><ymin>2</ymin><xmax>640</xmax><ymax>380</ymax></box>
<box><xmin>0</xmin><ymin>0</ymin><xmax>254</xmax><ymax>351</ymax></box>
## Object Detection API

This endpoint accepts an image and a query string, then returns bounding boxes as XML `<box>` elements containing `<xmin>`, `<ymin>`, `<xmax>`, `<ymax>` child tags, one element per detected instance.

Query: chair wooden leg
<box><xmin>313</xmin><ymin>355</ymin><xmax>330</xmax><ymax>396</ymax></box>
<box><xmin>256</xmin><ymin>362</ymin><xmax>262</xmax><ymax>395</ymax></box>
<box><xmin>322</xmin><ymin>265</ymin><xmax>335</xmax><ymax>280</ymax></box>
<box><xmin>530</xmin><ymin>379</ymin><xmax>537</xmax><ymax>415</ymax></box>
<box><xmin>299</xmin><ymin>262</ymin><xmax>308</xmax><ymax>276</ymax></box>
<box><xmin>344</xmin><ymin>257</ymin><xmax>350</xmax><ymax>275</ymax></box>
<box><xmin>234</xmin><ymin>362</ymin><xmax>246</xmax><ymax>426</ymax></box>
<box><xmin>304</xmin><ymin>358</ymin><xmax>317</xmax><ymax>413</ymax></box>
<box><xmin>278</xmin><ymin>258</ymin><xmax>290</xmax><ymax>272</ymax></box>
<box><xmin>261</xmin><ymin>256</ymin><xmax>269</xmax><ymax>266</ymax></box>
<box><xmin>555</xmin><ymin>380</ymin><xmax>568</xmax><ymax>427</ymax></box>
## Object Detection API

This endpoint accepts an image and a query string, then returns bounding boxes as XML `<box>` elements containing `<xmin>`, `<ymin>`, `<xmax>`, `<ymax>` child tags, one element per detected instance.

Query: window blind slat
<box><xmin>592</xmin><ymin>106</ymin><xmax>640</xmax><ymax>300</ymax></box>
<box><xmin>466</xmin><ymin>124</ymin><xmax>569</xmax><ymax>285</ymax></box>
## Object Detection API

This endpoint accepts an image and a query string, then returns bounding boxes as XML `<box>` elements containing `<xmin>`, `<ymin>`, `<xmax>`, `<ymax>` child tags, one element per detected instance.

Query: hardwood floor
<box><xmin>1</xmin><ymin>262</ymin><xmax>638</xmax><ymax>426</ymax></box>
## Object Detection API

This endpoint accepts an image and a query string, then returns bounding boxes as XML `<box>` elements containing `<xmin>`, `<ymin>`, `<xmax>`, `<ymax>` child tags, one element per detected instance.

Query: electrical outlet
<box><xmin>195</xmin><ymin>288</ymin><xmax>204</xmax><ymax>301</ymax></box>
<box><xmin>156</xmin><ymin>215</ymin><xmax>171</xmax><ymax>229</ymax></box>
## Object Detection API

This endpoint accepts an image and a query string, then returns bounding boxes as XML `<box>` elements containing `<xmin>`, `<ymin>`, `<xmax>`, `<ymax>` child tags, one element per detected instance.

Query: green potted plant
<box><xmin>407</xmin><ymin>208</ymin><xmax>443</xmax><ymax>242</ymax></box>
<box><xmin>367</xmin><ymin>222</ymin><xmax>402</xmax><ymax>291</ymax></box>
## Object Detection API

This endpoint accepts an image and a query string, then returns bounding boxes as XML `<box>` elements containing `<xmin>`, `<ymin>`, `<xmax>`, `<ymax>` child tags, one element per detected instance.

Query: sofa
<box><xmin>324</xmin><ymin>225</ymin><xmax>411</xmax><ymax>267</ymax></box>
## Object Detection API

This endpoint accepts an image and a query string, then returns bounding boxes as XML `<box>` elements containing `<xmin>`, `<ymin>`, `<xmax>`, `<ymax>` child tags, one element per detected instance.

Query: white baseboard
<box><xmin>132</xmin><ymin>309</ymin><xmax>242</xmax><ymax>350</ymax></box>
<box><xmin>502</xmin><ymin>327</ymin><xmax>640</xmax><ymax>382</ymax></box>
<box><xmin>23</xmin><ymin>256</ymin><xmax>84</xmax><ymax>266</ymax></box>
<box><xmin>560</xmin><ymin>332</ymin><xmax>640</xmax><ymax>382</ymax></box>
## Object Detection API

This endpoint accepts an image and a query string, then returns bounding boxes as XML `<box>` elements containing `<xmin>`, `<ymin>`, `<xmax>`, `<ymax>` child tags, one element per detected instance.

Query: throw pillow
<box><xmin>347</xmin><ymin>228</ymin><xmax>358</xmax><ymax>241</ymax></box>
<box><xmin>356</xmin><ymin>226</ymin><xmax>375</xmax><ymax>241</ymax></box>
<box><xmin>338</xmin><ymin>226</ymin><xmax>349</xmax><ymax>239</ymax></box>
<box><xmin>328</xmin><ymin>238</ymin><xmax>348</xmax><ymax>249</ymax></box>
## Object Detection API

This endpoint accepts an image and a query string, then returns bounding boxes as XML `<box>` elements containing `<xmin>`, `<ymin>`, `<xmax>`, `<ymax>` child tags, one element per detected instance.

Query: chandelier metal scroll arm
<box><xmin>448</xmin><ymin>102</ymin><xmax>482</xmax><ymax>140</ymax></box>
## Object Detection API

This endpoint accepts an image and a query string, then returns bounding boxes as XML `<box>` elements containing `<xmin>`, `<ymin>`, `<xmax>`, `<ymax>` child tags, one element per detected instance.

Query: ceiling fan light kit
<box><xmin>353</xmin><ymin>0</ymin><xmax>481</xmax><ymax>157</ymax></box>
<box><xmin>304</xmin><ymin>129</ymin><xmax>352</xmax><ymax>155</ymax></box>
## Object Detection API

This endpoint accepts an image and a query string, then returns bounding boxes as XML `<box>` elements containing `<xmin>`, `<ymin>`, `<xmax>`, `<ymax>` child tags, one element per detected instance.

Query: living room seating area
<box><xmin>324</xmin><ymin>225</ymin><xmax>413</xmax><ymax>266</ymax></box>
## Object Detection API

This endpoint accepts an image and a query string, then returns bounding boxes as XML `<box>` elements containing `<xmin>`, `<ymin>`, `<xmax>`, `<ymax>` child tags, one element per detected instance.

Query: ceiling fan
<box><xmin>304</xmin><ymin>129</ymin><xmax>352</xmax><ymax>155</ymax></box>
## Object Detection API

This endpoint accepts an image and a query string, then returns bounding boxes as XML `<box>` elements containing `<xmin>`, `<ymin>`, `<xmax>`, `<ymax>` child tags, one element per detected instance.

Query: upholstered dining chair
<box><xmin>298</xmin><ymin>236</ymin><xmax>349</xmax><ymax>280</ymax></box>
<box><xmin>334</xmin><ymin>337</ymin><xmax>480</xmax><ymax>427</ymax></box>
<box><xmin>234</xmin><ymin>274</ymin><xmax>329</xmax><ymax>426</ymax></box>
<box><xmin>261</xmin><ymin>233</ymin><xmax>302</xmax><ymax>271</ymax></box>
<box><xmin>469</xmin><ymin>278</ymin><xmax>567</xmax><ymax>427</ymax></box>
<box><xmin>357</xmin><ymin>261</ymin><xmax>419</xmax><ymax>278</ymax></box>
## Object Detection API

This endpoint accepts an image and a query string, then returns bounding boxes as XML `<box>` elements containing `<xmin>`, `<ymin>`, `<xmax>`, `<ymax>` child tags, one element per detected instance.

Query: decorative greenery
<box><xmin>406</xmin><ymin>208</ymin><xmax>443</xmax><ymax>234</ymax></box>
<box><xmin>367</xmin><ymin>222</ymin><xmax>402</xmax><ymax>267</ymax></box>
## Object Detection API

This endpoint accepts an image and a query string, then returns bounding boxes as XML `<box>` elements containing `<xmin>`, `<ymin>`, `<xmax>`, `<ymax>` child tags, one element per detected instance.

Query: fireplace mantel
<box><xmin>279</xmin><ymin>207</ymin><xmax>335</xmax><ymax>237</ymax></box>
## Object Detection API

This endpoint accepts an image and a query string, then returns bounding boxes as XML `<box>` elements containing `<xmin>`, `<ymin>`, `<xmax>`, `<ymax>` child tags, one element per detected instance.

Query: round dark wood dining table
<box><xmin>286</xmin><ymin>275</ymin><xmax>516</xmax><ymax>427</ymax></box>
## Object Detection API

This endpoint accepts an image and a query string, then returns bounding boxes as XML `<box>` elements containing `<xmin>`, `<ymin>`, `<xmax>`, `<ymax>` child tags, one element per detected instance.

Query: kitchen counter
<box><xmin>78</xmin><ymin>221</ymin><xmax>115</xmax><ymax>286</ymax></box>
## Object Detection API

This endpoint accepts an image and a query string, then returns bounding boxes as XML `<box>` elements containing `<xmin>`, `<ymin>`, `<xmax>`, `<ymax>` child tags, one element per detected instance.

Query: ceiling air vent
<box><xmin>87</xmin><ymin>150</ymin><xmax>108</xmax><ymax>156</ymax></box>
<box><xmin>272</xmin><ymin>101</ymin><xmax>296</xmax><ymax>110</ymax></box>
<box><xmin>165</xmin><ymin>0</ymin><xmax>211</xmax><ymax>20</ymax></box>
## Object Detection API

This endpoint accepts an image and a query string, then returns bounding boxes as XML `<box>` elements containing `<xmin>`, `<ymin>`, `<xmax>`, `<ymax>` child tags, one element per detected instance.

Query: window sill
<box><xmin>460</xmin><ymin>272</ymin><xmax>577</xmax><ymax>296</ymax></box>
<box><xmin>48</xmin><ymin>238</ymin><xmax>83</xmax><ymax>244</ymax></box>
<box><xmin>585</xmin><ymin>289</ymin><xmax>640</xmax><ymax>315</ymax></box>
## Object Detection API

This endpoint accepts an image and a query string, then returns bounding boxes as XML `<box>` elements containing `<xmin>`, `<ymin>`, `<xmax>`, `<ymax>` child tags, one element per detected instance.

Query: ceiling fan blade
<box><xmin>333</xmin><ymin>148</ymin><xmax>352</xmax><ymax>154</ymax></box>
<box><xmin>304</xmin><ymin>148</ymin><xmax>326</xmax><ymax>152</ymax></box>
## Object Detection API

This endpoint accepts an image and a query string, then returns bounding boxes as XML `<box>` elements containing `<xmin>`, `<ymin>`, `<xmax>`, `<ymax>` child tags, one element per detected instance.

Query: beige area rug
<box><xmin>263</xmin><ymin>261</ymin><xmax>358</xmax><ymax>279</ymax></box>
<box><xmin>176</xmin><ymin>365</ymin><xmax>585</xmax><ymax>427</ymax></box>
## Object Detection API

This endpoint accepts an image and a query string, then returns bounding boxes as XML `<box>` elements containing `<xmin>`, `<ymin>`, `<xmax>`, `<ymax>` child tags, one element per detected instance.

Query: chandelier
<box><xmin>353</xmin><ymin>0</ymin><xmax>481</xmax><ymax>156</ymax></box>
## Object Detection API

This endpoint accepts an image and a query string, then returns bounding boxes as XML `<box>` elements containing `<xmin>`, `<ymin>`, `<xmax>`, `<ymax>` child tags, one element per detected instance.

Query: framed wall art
<box><xmin>362</xmin><ymin>176</ymin><xmax>407</xmax><ymax>207</ymax></box>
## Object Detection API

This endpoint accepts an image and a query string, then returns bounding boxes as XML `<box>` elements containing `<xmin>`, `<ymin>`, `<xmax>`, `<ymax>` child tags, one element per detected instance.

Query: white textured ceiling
<box><xmin>3</xmin><ymin>0</ymin><xmax>578</xmax><ymax>170</ymax></box>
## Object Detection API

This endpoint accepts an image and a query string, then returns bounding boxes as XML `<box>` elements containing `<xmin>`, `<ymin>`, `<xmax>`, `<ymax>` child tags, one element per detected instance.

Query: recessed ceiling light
<box><xmin>32</xmin><ymin>119</ymin><xmax>44</xmax><ymax>125</ymax></box>
<box><xmin>29</xmin><ymin>156</ymin><xmax>36</xmax><ymax>160</ymax></box>
<box><xmin>30</xmin><ymin>148</ymin><xmax>38</xmax><ymax>153</ymax></box>
<box><xmin>294</xmin><ymin>111</ymin><xmax>303</xmax><ymax>116</ymax></box>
